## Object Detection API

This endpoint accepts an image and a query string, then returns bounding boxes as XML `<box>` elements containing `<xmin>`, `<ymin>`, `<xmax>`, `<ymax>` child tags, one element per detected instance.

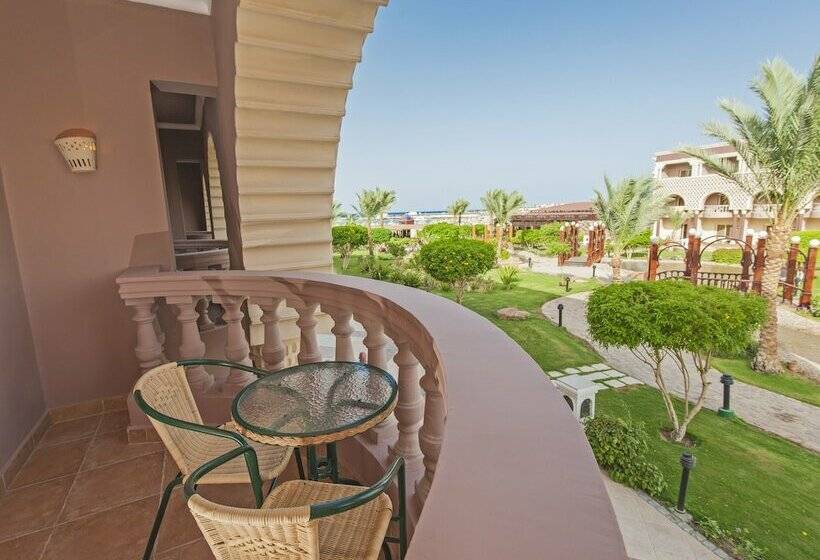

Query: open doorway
<box><xmin>151</xmin><ymin>81</ymin><xmax>228</xmax><ymax>271</ymax></box>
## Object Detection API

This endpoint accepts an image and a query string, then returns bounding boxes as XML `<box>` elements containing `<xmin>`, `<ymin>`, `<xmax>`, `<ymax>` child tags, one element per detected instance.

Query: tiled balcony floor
<box><xmin>0</xmin><ymin>409</ymin><xmax>301</xmax><ymax>560</ymax></box>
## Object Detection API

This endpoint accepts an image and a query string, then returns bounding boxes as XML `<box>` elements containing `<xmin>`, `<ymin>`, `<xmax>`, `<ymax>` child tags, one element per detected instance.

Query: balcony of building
<box><xmin>0</xmin><ymin>1</ymin><xmax>626</xmax><ymax>559</ymax></box>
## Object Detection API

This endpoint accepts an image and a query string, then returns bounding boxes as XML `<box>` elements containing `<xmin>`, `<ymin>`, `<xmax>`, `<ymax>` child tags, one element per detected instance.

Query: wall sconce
<box><xmin>54</xmin><ymin>128</ymin><xmax>97</xmax><ymax>172</ymax></box>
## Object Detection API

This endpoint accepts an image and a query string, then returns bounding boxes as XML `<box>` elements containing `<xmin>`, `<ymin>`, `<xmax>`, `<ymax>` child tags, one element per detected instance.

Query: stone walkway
<box><xmin>542</xmin><ymin>293</ymin><xmax>820</xmax><ymax>452</ymax></box>
<box><xmin>513</xmin><ymin>250</ymin><xmax>615</xmax><ymax>280</ymax></box>
<box><xmin>604</xmin><ymin>476</ymin><xmax>726</xmax><ymax>560</ymax></box>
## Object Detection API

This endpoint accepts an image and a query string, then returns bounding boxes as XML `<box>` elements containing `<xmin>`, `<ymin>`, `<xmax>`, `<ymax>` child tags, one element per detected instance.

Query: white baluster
<box><xmin>213</xmin><ymin>295</ymin><xmax>255</xmax><ymax>391</ymax></box>
<box><xmin>167</xmin><ymin>296</ymin><xmax>213</xmax><ymax>393</ymax></box>
<box><xmin>361</xmin><ymin>319</ymin><xmax>397</xmax><ymax>444</ymax></box>
<box><xmin>127</xmin><ymin>297</ymin><xmax>166</xmax><ymax>372</ymax></box>
<box><xmin>196</xmin><ymin>296</ymin><xmax>216</xmax><ymax>331</ymax></box>
<box><xmin>416</xmin><ymin>365</ymin><xmax>445</xmax><ymax>509</ymax></box>
<box><xmin>388</xmin><ymin>341</ymin><xmax>424</xmax><ymax>467</ymax></box>
<box><xmin>257</xmin><ymin>297</ymin><xmax>286</xmax><ymax>371</ymax></box>
<box><xmin>329</xmin><ymin>310</ymin><xmax>355</xmax><ymax>361</ymax></box>
<box><xmin>296</xmin><ymin>302</ymin><xmax>322</xmax><ymax>364</ymax></box>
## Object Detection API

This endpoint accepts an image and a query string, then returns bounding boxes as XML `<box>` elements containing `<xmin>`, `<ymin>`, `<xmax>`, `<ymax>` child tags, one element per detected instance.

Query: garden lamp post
<box><xmin>676</xmin><ymin>452</ymin><xmax>696</xmax><ymax>514</ymax></box>
<box><xmin>557</xmin><ymin>303</ymin><xmax>564</xmax><ymax>327</ymax></box>
<box><xmin>718</xmin><ymin>374</ymin><xmax>735</xmax><ymax>418</ymax></box>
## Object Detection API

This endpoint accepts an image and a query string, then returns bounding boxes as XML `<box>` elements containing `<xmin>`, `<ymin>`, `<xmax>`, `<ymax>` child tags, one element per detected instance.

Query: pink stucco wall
<box><xmin>0</xmin><ymin>171</ymin><xmax>46</xmax><ymax>471</ymax></box>
<box><xmin>0</xmin><ymin>0</ymin><xmax>217</xmax><ymax>408</ymax></box>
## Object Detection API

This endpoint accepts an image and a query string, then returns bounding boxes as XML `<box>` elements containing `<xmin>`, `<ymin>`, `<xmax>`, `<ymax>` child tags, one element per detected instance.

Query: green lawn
<box><xmin>599</xmin><ymin>387</ymin><xmax>820</xmax><ymax>560</ymax></box>
<box><xmin>336</xmin><ymin>254</ymin><xmax>820</xmax><ymax>559</ymax></box>
<box><xmin>713</xmin><ymin>357</ymin><xmax>820</xmax><ymax>407</ymax></box>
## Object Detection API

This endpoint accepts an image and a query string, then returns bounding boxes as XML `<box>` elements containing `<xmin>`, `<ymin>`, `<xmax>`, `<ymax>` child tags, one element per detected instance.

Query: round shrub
<box><xmin>584</xmin><ymin>415</ymin><xmax>666</xmax><ymax>496</ymax></box>
<box><xmin>387</xmin><ymin>237</ymin><xmax>410</xmax><ymax>257</ymax></box>
<box><xmin>710</xmin><ymin>248</ymin><xmax>743</xmax><ymax>264</ymax></box>
<box><xmin>418</xmin><ymin>222</ymin><xmax>463</xmax><ymax>243</ymax></box>
<box><xmin>370</xmin><ymin>227</ymin><xmax>392</xmax><ymax>245</ymax></box>
<box><xmin>332</xmin><ymin>224</ymin><xmax>367</xmax><ymax>270</ymax></box>
<box><xmin>418</xmin><ymin>239</ymin><xmax>495</xmax><ymax>302</ymax></box>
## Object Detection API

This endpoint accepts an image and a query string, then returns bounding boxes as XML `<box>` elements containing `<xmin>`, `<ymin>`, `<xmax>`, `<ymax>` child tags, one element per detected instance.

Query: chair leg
<box><xmin>294</xmin><ymin>447</ymin><xmax>305</xmax><ymax>479</ymax></box>
<box><xmin>381</xmin><ymin>542</ymin><xmax>393</xmax><ymax>560</ymax></box>
<box><xmin>143</xmin><ymin>472</ymin><xmax>182</xmax><ymax>560</ymax></box>
<box><xmin>266</xmin><ymin>477</ymin><xmax>277</xmax><ymax>496</ymax></box>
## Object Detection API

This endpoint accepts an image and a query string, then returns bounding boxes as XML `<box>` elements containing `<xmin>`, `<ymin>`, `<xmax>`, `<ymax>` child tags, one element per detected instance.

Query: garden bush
<box><xmin>498</xmin><ymin>266</ymin><xmax>520</xmax><ymax>290</ymax></box>
<box><xmin>418</xmin><ymin>239</ymin><xmax>495</xmax><ymax>302</ymax></box>
<box><xmin>331</xmin><ymin>224</ymin><xmax>367</xmax><ymax>270</ymax></box>
<box><xmin>386</xmin><ymin>237</ymin><xmax>411</xmax><ymax>257</ymax></box>
<box><xmin>697</xmin><ymin>517</ymin><xmax>765</xmax><ymax>560</ymax></box>
<box><xmin>587</xmin><ymin>281</ymin><xmax>766</xmax><ymax>441</ymax></box>
<box><xmin>709</xmin><ymin>248</ymin><xmax>743</xmax><ymax>264</ymax></box>
<box><xmin>418</xmin><ymin>222</ymin><xmax>463</xmax><ymax>243</ymax></box>
<box><xmin>584</xmin><ymin>415</ymin><xmax>666</xmax><ymax>497</ymax></box>
<box><xmin>370</xmin><ymin>227</ymin><xmax>392</xmax><ymax>245</ymax></box>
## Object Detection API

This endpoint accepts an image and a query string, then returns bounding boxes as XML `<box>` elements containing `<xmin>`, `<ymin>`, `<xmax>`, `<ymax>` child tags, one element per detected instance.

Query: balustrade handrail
<box><xmin>116</xmin><ymin>267</ymin><xmax>626</xmax><ymax>559</ymax></box>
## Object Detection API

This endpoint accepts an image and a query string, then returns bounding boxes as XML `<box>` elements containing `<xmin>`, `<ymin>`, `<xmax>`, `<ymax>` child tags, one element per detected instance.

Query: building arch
<box><xmin>702</xmin><ymin>192</ymin><xmax>729</xmax><ymax>207</ymax></box>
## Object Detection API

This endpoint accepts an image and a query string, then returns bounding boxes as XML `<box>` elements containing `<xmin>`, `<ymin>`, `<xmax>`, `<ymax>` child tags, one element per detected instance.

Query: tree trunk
<box><xmin>496</xmin><ymin>225</ymin><xmax>503</xmax><ymax>259</ymax></box>
<box><xmin>611</xmin><ymin>252</ymin><xmax>622</xmax><ymax>282</ymax></box>
<box><xmin>342</xmin><ymin>249</ymin><xmax>351</xmax><ymax>270</ymax></box>
<box><xmin>367</xmin><ymin>222</ymin><xmax>374</xmax><ymax>258</ymax></box>
<box><xmin>753</xmin><ymin>223</ymin><xmax>790</xmax><ymax>373</ymax></box>
<box><xmin>457</xmin><ymin>215</ymin><xmax>462</xmax><ymax>226</ymax></box>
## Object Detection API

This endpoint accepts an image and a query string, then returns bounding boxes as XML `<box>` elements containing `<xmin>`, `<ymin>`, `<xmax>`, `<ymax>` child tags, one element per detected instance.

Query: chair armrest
<box><xmin>310</xmin><ymin>457</ymin><xmax>405</xmax><ymax>520</ymax></box>
<box><xmin>178</xmin><ymin>358</ymin><xmax>269</xmax><ymax>379</ymax></box>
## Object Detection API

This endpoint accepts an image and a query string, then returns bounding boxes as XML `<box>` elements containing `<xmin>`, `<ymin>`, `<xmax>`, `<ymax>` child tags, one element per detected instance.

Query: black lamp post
<box><xmin>557</xmin><ymin>303</ymin><xmax>564</xmax><ymax>327</ymax></box>
<box><xmin>718</xmin><ymin>374</ymin><xmax>735</xmax><ymax>418</ymax></box>
<box><xmin>676</xmin><ymin>452</ymin><xmax>695</xmax><ymax>514</ymax></box>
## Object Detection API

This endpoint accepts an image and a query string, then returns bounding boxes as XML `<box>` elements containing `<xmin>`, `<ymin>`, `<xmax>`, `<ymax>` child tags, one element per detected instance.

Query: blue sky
<box><xmin>334</xmin><ymin>0</ymin><xmax>820</xmax><ymax>212</ymax></box>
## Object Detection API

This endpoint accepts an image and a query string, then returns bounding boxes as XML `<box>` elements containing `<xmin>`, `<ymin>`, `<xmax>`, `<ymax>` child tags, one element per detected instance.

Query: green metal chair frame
<box><xmin>184</xmin><ymin>447</ymin><xmax>408</xmax><ymax>559</ymax></box>
<box><xmin>133</xmin><ymin>359</ymin><xmax>305</xmax><ymax>560</ymax></box>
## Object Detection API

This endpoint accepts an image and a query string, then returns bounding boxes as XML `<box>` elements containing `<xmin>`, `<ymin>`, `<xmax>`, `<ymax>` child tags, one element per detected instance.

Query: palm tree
<box><xmin>447</xmin><ymin>198</ymin><xmax>470</xmax><ymax>225</ymax></box>
<box><xmin>373</xmin><ymin>188</ymin><xmax>397</xmax><ymax>228</ymax></box>
<box><xmin>592</xmin><ymin>176</ymin><xmax>663</xmax><ymax>281</ymax></box>
<box><xmin>353</xmin><ymin>189</ymin><xmax>382</xmax><ymax>258</ymax></box>
<box><xmin>481</xmin><ymin>189</ymin><xmax>526</xmax><ymax>258</ymax></box>
<box><xmin>331</xmin><ymin>200</ymin><xmax>345</xmax><ymax>223</ymax></box>
<box><xmin>681</xmin><ymin>57</ymin><xmax>820</xmax><ymax>373</ymax></box>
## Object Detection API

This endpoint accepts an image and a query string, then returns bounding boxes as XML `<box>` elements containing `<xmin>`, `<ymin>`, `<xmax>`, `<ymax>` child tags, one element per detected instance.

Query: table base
<box><xmin>305</xmin><ymin>443</ymin><xmax>360</xmax><ymax>485</ymax></box>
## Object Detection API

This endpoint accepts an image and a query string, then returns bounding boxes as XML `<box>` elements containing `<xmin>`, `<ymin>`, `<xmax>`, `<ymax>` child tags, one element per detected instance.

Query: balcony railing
<box><xmin>116</xmin><ymin>268</ymin><xmax>626</xmax><ymax>559</ymax></box>
<box><xmin>751</xmin><ymin>203</ymin><xmax>779</xmax><ymax>218</ymax></box>
<box><xmin>703</xmin><ymin>204</ymin><xmax>731</xmax><ymax>216</ymax></box>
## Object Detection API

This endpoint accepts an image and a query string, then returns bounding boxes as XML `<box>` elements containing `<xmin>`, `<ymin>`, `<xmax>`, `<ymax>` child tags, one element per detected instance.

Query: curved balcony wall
<box><xmin>117</xmin><ymin>268</ymin><xmax>627</xmax><ymax>559</ymax></box>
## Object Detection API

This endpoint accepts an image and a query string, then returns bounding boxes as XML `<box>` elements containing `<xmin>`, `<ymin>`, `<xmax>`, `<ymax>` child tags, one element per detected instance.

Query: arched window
<box><xmin>705</xmin><ymin>192</ymin><xmax>729</xmax><ymax>206</ymax></box>
<box><xmin>667</xmin><ymin>195</ymin><xmax>685</xmax><ymax>207</ymax></box>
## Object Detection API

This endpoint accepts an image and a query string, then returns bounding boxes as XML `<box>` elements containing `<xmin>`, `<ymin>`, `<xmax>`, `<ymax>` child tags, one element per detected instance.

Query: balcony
<box><xmin>116</xmin><ymin>268</ymin><xmax>626</xmax><ymax>559</ymax></box>
<box><xmin>813</xmin><ymin>203</ymin><xmax>820</xmax><ymax>218</ymax></box>
<box><xmin>751</xmin><ymin>203</ymin><xmax>779</xmax><ymax>219</ymax></box>
<box><xmin>662</xmin><ymin>204</ymin><xmax>687</xmax><ymax>217</ymax></box>
<box><xmin>702</xmin><ymin>204</ymin><xmax>732</xmax><ymax>217</ymax></box>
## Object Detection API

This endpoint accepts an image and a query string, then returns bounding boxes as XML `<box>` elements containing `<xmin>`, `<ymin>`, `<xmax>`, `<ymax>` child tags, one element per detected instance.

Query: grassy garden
<box><xmin>336</xmin><ymin>248</ymin><xmax>820</xmax><ymax>560</ymax></box>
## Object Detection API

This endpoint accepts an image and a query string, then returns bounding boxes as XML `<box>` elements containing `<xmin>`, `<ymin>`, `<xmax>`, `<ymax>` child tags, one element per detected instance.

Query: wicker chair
<box><xmin>133</xmin><ymin>360</ymin><xmax>298</xmax><ymax>560</ymax></box>
<box><xmin>185</xmin><ymin>445</ymin><xmax>407</xmax><ymax>560</ymax></box>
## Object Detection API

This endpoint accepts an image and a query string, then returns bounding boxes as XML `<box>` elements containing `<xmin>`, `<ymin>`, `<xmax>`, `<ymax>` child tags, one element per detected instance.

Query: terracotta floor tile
<box><xmin>162</xmin><ymin>452</ymin><xmax>181</xmax><ymax>486</ymax></box>
<box><xmin>81</xmin><ymin>430</ymin><xmax>163</xmax><ymax>471</ymax></box>
<box><xmin>0</xmin><ymin>528</ymin><xmax>51</xmax><ymax>560</ymax></box>
<box><xmin>95</xmin><ymin>411</ymin><xmax>129</xmax><ymax>436</ymax></box>
<box><xmin>39</xmin><ymin>416</ymin><xmax>100</xmax><ymax>447</ymax></box>
<box><xmin>42</xmin><ymin>496</ymin><xmax>158</xmax><ymax>560</ymax></box>
<box><xmin>59</xmin><ymin>452</ymin><xmax>163</xmax><ymax>522</ymax></box>
<box><xmin>11</xmin><ymin>439</ymin><xmax>90</xmax><ymax>489</ymax></box>
<box><xmin>154</xmin><ymin>490</ymin><xmax>200</xmax><ymax>554</ymax></box>
<box><xmin>156</xmin><ymin>538</ymin><xmax>214</xmax><ymax>560</ymax></box>
<box><xmin>0</xmin><ymin>477</ymin><xmax>73</xmax><ymax>541</ymax></box>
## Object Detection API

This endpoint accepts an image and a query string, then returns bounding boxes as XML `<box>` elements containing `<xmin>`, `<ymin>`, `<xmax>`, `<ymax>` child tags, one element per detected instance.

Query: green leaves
<box><xmin>592</xmin><ymin>176</ymin><xmax>663</xmax><ymax>254</ymax></box>
<box><xmin>585</xmin><ymin>415</ymin><xmax>666</xmax><ymax>497</ymax></box>
<box><xmin>587</xmin><ymin>281</ymin><xmax>767</xmax><ymax>357</ymax></box>
<box><xmin>417</xmin><ymin>239</ymin><xmax>495</xmax><ymax>302</ymax></box>
<box><xmin>331</xmin><ymin>224</ymin><xmax>367</xmax><ymax>250</ymax></box>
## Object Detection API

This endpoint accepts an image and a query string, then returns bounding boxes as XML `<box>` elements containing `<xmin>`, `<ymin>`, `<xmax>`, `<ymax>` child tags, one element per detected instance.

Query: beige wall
<box><xmin>0</xmin><ymin>170</ymin><xmax>46</xmax><ymax>470</ymax></box>
<box><xmin>0</xmin><ymin>0</ymin><xmax>216</xmax><ymax>407</ymax></box>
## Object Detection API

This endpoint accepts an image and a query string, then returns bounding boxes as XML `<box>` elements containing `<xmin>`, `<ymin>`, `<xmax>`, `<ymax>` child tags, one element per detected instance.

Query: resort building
<box><xmin>0</xmin><ymin>1</ymin><xmax>624</xmax><ymax>559</ymax></box>
<box><xmin>511</xmin><ymin>201</ymin><xmax>597</xmax><ymax>230</ymax></box>
<box><xmin>652</xmin><ymin>144</ymin><xmax>820</xmax><ymax>240</ymax></box>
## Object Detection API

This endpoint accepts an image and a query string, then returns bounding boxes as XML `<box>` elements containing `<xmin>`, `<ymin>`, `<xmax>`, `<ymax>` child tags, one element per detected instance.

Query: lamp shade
<box><xmin>54</xmin><ymin>128</ymin><xmax>96</xmax><ymax>172</ymax></box>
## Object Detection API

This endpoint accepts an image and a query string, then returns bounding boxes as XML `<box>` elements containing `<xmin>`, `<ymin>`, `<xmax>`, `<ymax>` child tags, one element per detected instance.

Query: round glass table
<box><xmin>232</xmin><ymin>361</ymin><xmax>397</xmax><ymax>482</ymax></box>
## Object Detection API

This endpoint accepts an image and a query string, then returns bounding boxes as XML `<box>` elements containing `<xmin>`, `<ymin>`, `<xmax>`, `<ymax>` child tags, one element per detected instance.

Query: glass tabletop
<box><xmin>232</xmin><ymin>361</ymin><xmax>397</xmax><ymax>439</ymax></box>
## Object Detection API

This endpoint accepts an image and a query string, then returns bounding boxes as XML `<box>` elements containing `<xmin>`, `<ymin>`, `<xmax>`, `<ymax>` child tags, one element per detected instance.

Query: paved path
<box><xmin>604</xmin><ymin>475</ymin><xmax>725</xmax><ymax>560</ymax></box>
<box><xmin>543</xmin><ymin>293</ymin><xmax>820</xmax><ymax>452</ymax></box>
<box><xmin>513</xmin><ymin>250</ymin><xmax>617</xmax><ymax>280</ymax></box>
